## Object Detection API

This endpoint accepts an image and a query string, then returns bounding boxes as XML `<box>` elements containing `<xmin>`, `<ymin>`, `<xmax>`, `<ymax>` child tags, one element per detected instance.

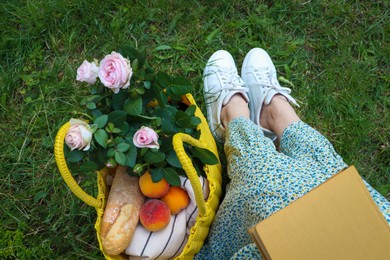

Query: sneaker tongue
<box><xmin>264</xmin><ymin>89</ymin><xmax>278</xmax><ymax>105</ymax></box>
<box><xmin>222</xmin><ymin>90</ymin><xmax>249</xmax><ymax>105</ymax></box>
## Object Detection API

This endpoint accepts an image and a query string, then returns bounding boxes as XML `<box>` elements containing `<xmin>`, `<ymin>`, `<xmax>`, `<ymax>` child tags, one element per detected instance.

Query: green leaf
<box><xmin>89</xmin><ymin>124</ymin><xmax>98</xmax><ymax>133</ymax></box>
<box><xmin>150</xmin><ymin>168</ymin><xmax>164</xmax><ymax>182</ymax></box>
<box><xmin>91</xmin><ymin>109</ymin><xmax>103</xmax><ymax>119</ymax></box>
<box><xmin>190</xmin><ymin>116</ymin><xmax>201</xmax><ymax>127</ymax></box>
<box><xmin>175</xmin><ymin>110</ymin><xmax>191</xmax><ymax>127</ymax></box>
<box><xmin>140</xmin><ymin>148</ymin><xmax>148</xmax><ymax>156</ymax></box>
<box><xmin>124</xmin><ymin>96</ymin><xmax>142</xmax><ymax>116</ymax></box>
<box><xmin>144</xmin><ymin>81</ymin><xmax>151</xmax><ymax>89</ymax></box>
<box><xmin>156</xmin><ymin>71</ymin><xmax>171</xmax><ymax>88</ymax></box>
<box><xmin>161</xmin><ymin>117</ymin><xmax>175</xmax><ymax>133</ymax></box>
<box><xmin>86</xmin><ymin>102</ymin><xmax>96</xmax><ymax>110</ymax></box>
<box><xmin>87</xmin><ymin>94</ymin><xmax>104</xmax><ymax>103</ymax></box>
<box><xmin>125</xmin><ymin>141</ymin><xmax>137</xmax><ymax>167</ymax></box>
<box><xmin>167</xmin><ymin>150</ymin><xmax>182</xmax><ymax>168</ymax></box>
<box><xmin>167</xmin><ymin>76</ymin><xmax>192</xmax><ymax>100</ymax></box>
<box><xmin>112</xmin><ymin>90</ymin><xmax>127</xmax><ymax>110</ymax></box>
<box><xmin>163</xmin><ymin>168</ymin><xmax>181</xmax><ymax>186</ymax></box>
<box><xmin>79</xmin><ymin>161</ymin><xmax>99</xmax><ymax>172</ymax></box>
<box><xmin>88</xmin><ymin>146</ymin><xmax>107</xmax><ymax>170</ymax></box>
<box><xmin>94</xmin><ymin>129</ymin><xmax>108</xmax><ymax>148</ymax></box>
<box><xmin>156</xmin><ymin>106</ymin><xmax>177</xmax><ymax>133</ymax></box>
<box><xmin>132</xmin><ymin>58</ymin><xmax>139</xmax><ymax>72</ymax></box>
<box><xmin>94</xmin><ymin>115</ymin><xmax>108</xmax><ymax>128</ymax></box>
<box><xmin>113</xmin><ymin>137</ymin><xmax>124</xmax><ymax>145</ymax></box>
<box><xmin>145</xmin><ymin>71</ymin><xmax>155</xmax><ymax>81</ymax></box>
<box><xmin>106</xmin><ymin>122</ymin><xmax>114</xmax><ymax>132</ymax></box>
<box><xmin>144</xmin><ymin>150</ymin><xmax>165</xmax><ymax>164</ymax></box>
<box><xmin>81</xmin><ymin>94</ymin><xmax>103</xmax><ymax>106</ymax></box>
<box><xmin>107</xmin><ymin>148</ymin><xmax>115</xmax><ymax>157</ymax></box>
<box><xmin>108</xmin><ymin>110</ymin><xmax>127</xmax><ymax>126</ymax></box>
<box><xmin>192</xmin><ymin>157</ymin><xmax>204</xmax><ymax>177</ymax></box>
<box><xmin>112</xmin><ymin>127</ymin><xmax>122</xmax><ymax>134</ymax></box>
<box><xmin>136</xmin><ymin>87</ymin><xmax>145</xmax><ymax>95</ymax></box>
<box><xmin>115</xmin><ymin>150</ymin><xmax>126</xmax><ymax>165</ymax></box>
<box><xmin>66</xmin><ymin>150</ymin><xmax>84</xmax><ymax>163</ymax></box>
<box><xmin>119</xmin><ymin>122</ymin><xmax>130</xmax><ymax>135</ymax></box>
<box><xmin>185</xmin><ymin>105</ymin><xmax>196</xmax><ymax>116</ymax></box>
<box><xmin>117</xmin><ymin>143</ymin><xmax>130</xmax><ymax>152</ymax></box>
<box><xmin>191</xmin><ymin>147</ymin><xmax>219</xmax><ymax>165</ymax></box>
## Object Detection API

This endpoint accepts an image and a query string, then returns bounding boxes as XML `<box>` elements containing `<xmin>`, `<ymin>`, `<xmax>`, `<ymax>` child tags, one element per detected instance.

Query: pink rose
<box><xmin>65</xmin><ymin>119</ymin><xmax>93</xmax><ymax>151</ymax></box>
<box><xmin>133</xmin><ymin>127</ymin><xmax>159</xmax><ymax>149</ymax></box>
<box><xmin>98</xmin><ymin>51</ymin><xmax>132</xmax><ymax>93</ymax></box>
<box><xmin>76</xmin><ymin>60</ymin><xmax>99</xmax><ymax>84</ymax></box>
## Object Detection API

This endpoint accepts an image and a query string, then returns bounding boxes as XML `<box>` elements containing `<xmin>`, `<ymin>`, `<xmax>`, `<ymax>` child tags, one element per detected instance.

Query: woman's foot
<box><xmin>241</xmin><ymin>48</ymin><xmax>299</xmax><ymax>141</ymax></box>
<box><xmin>220</xmin><ymin>94</ymin><xmax>250</xmax><ymax>128</ymax></box>
<box><xmin>260</xmin><ymin>94</ymin><xmax>300</xmax><ymax>139</ymax></box>
<box><xmin>203</xmin><ymin>50</ymin><xmax>249</xmax><ymax>141</ymax></box>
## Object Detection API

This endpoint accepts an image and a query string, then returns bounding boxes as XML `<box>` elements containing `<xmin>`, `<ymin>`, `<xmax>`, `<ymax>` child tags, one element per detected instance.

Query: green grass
<box><xmin>1</xmin><ymin>0</ymin><xmax>389</xmax><ymax>258</ymax></box>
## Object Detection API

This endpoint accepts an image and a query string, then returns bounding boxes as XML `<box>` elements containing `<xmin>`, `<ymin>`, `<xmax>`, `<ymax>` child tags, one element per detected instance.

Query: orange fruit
<box><xmin>161</xmin><ymin>186</ymin><xmax>190</xmax><ymax>214</ymax></box>
<box><xmin>139</xmin><ymin>171</ymin><xmax>170</xmax><ymax>198</ymax></box>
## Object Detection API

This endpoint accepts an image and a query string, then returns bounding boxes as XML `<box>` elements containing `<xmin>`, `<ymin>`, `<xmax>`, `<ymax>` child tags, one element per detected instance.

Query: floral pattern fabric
<box><xmin>195</xmin><ymin>118</ymin><xmax>390</xmax><ymax>260</ymax></box>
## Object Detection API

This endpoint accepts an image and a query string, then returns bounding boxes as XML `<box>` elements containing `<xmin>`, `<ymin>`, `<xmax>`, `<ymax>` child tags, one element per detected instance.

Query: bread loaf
<box><xmin>101</xmin><ymin>166</ymin><xmax>144</xmax><ymax>256</ymax></box>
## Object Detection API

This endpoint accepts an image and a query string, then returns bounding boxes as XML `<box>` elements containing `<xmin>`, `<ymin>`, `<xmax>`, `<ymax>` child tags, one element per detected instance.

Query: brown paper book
<box><xmin>249</xmin><ymin>166</ymin><xmax>390</xmax><ymax>260</ymax></box>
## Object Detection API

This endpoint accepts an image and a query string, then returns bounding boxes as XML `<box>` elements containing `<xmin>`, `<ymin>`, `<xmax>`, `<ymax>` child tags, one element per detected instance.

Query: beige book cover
<box><xmin>249</xmin><ymin>166</ymin><xmax>390</xmax><ymax>260</ymax></box>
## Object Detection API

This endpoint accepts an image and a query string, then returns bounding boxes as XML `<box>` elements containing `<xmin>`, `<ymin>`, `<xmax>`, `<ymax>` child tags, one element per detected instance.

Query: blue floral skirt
<box><xmin>195</xmin><ymin>118</ymin><xmax>390</xmax><ymax>259</ymax></box>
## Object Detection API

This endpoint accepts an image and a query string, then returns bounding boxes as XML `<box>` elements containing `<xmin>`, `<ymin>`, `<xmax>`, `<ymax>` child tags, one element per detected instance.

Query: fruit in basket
<box><xmin>139</xmin><ymin>171</ymin><xmax>170</xmax><ymax>198</ymax></box>
<box><xmin>140</xmin><ymin>199</ymin><xmax>171</xmax><ymax>232</ymax></box>
<box><xmin>161</xmin><ymin>186</ymin><xmax>190</xmax><ymax>214</ymax></box>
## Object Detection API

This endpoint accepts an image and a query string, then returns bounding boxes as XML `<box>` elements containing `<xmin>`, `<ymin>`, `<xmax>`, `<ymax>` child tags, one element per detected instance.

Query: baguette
<box><xmin>101</xmin><ymin>166</ymin><xmax>144</xmax><ymax>256</ymax></box>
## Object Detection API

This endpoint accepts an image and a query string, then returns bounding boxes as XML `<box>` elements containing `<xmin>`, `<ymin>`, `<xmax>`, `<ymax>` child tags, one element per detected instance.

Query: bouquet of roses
<box><xmin>65</xmin><ymin>46</ymin><xmax>218</xmax><ymax>185</ymax></box>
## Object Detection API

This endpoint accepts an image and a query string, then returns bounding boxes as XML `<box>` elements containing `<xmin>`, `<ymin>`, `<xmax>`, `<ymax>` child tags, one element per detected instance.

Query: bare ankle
<box><xmin>221</xmin><ymin>94</ymin><xmax>249</xmax><ymax>127</ymax></box>
<box><xmin>260</xmin><ymin>95</ymin><xmax>300</xmax><ymax>137</ymax></box>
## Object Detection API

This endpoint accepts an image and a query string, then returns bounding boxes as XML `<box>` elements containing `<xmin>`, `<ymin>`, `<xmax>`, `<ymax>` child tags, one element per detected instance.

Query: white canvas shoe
<box><xmin>203</xmin><ymin>50</ymin><xmax>249</xmax><ymax>141</ymax></box>
<box><xmin>241</xmin><ymin>48</ymin><xmax>299</xmax><ymax>141</ymax></box>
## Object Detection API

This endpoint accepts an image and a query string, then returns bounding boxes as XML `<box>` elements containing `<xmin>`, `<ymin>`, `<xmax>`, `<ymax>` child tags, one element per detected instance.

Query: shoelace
<box><xmin>214</xmin><ymin>67</ymin><xmax>247</xmax><ymax>93</ymax></box>
<box><xmin>252</xmin><ymin>68</ymin><xmax>299</xmax><ymax>106</ymax></box>
<box><xmin>205</xmin><ymin>67</ymin><xmax>248</xmax><ymax>106</ymax></box>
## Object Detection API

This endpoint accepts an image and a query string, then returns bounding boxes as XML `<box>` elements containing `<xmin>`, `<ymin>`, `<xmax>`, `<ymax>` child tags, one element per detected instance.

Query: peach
<box><xmin>139</xmin><ymin>199</ymin><xmax>171</xmax><ymax>232</ymax></box>
<box><xmin>161</xmin><ymin>186</ymin><xmax>190</xmax><ymax>215</ymax></box>
<box><xmin>139</xmin><ymin>171</ymin><xmax>170</xmax><ymax>198</ymax></box>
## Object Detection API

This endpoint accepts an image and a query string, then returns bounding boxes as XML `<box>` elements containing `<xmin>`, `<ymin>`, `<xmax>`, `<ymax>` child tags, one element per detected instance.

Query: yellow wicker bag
<box><xmin>54</xmin><ymin>93</ymin><xmax>222</xmax><ymax>259</ymax></box>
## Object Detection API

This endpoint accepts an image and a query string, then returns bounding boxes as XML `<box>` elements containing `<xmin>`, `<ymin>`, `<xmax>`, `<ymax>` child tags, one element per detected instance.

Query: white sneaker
<box><xmin>203</xmin><ymin>50</ymin><xmax>249</xmax><ymax>141</ymax></box>
<box><xmin>241</xmin><ymin>48</ymin><xmax>299</xmax><ymax>141</ymax></box>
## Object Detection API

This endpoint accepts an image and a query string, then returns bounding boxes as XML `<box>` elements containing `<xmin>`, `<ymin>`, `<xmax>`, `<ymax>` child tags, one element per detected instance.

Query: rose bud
<box><xmin>133</xmin><ymin>126</ymin><xmax>159</xmax><ymax>149</ymax></box>
<box><xmin>65</xmin><ymin>119</ymin><xmax>93</xmax><ymax>151</ymax></box>
<box><xmin>76</xmin><ymin>60</ymin><xmax>99</xmax><ymax>84</ymax></box>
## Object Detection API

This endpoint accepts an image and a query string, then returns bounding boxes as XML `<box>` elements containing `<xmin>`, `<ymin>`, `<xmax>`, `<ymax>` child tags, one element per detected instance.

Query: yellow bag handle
<box><xmin>54</xmin><ymin>122</ymin><xmax>103</xmax><ymax>209</ymax></box>
<box><xmin>172</xmin><ymin>133</ymin><xmax>209</xmax><ymax>216</ymax></box>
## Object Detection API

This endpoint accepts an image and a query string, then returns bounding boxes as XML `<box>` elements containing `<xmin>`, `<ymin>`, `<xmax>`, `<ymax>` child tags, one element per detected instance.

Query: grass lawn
<box><xmin>1</xmin><ymin>0</ymin><xmax>388</xmax><ymax>258</ymax></box>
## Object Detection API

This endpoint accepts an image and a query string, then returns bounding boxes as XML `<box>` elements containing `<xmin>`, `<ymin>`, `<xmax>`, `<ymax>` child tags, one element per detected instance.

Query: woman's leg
<box><xmin>198</xmin><ymin>95</ymin><xmax>342</xmax><ymax>259</ymax></box>
<box><xmin>269</xmin><ymin>98</ymin><xmax>390</xmax><ymax>223</ymax></box>
<box><xmin>199</xmin><ymin>93</ymin><xmax>390</xmax><ymax>260</ymax></box>
<box><xmin>262</xmin><ymin>95</ymin><xmax>347</xmax><ymax>175</ymax></box>
<box><xmin>197</xmin><ymin>48</ymin><xmax>390</xmax><ymax>260</ymax></box>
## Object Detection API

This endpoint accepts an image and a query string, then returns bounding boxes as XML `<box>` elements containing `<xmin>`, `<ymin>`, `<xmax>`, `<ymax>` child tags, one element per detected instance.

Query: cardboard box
<box><xmin>249</xmin><ymin>166</ymin><xmax>390</xmax><ymax>260</ymax></box>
